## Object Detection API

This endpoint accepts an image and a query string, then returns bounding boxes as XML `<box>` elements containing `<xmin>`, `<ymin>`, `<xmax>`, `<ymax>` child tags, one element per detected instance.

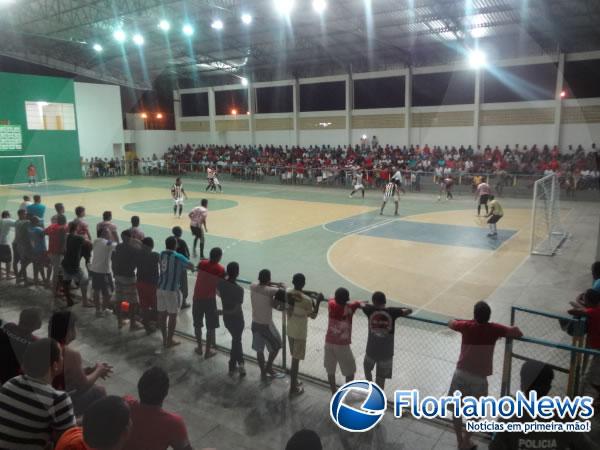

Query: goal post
<box><xmin>530</xmin><ymin>173</ymin><xmax>568</xmax><ymax>256</ymax></box>
<box><xmin>0</xmin><ymin>155</ymin><xmax>48</xmax><ymax>186</ymax></box>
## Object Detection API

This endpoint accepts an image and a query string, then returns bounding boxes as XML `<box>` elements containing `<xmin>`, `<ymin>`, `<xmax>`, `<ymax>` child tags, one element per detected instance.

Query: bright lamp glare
<box><xmin>92</xmin><ymin>43</ymin><xmax>103</xmax><ymax>52</ymax></box>
<box><xmin>211</xmin><ymin>19</ymin><xmax>224</xmax><ymax>30</ymax></box>
<box><xmin>158</xmin><ymin>20</ymin><xmax>171</xmax><ymax>31</ymax></box>
<box><xmin>182</xmin><ymin>24</ymin><xmax>194</xmax><ymax>36</ymax></box>
<box><xmin>231</xmin><ymin>109</ymin><xmax>238</xmax><ymax>115</ymax></box>
<box><xmin>312</xmin><ymin>0</ymin><xmax>326</xmax><ymax>13</ymax></box>
<box><xmin>468</xmin><ymin>49</ymin><xmax>486</xmax><ymax>69</ymax></box>
<box><xmin>361</xmin><ymin>134</ymin><xmax>367</xmax><ymax>140</ymax></box>
<box><xmin>113</xmin><ymin>29</ymin><xmax>126</xmax><ymax>43</ymax></box>
<box><xmin>241</xmin><ymin>13</ymin><xmax>252</xmax><ymax>25</ymax></box>
<box><xmin>240</xmin><ymin>77</ymin><xmax>248</xmax><ymax>86</ymax></box>
<box><xmin>132</xmin><ymin>34</ymin><xmax>144</xmax><ymax>45</ymax></box>
<box><xmin>274</xmin><ymin>0</ymin><xmax>295</xmax><ymax>15</ymax></box>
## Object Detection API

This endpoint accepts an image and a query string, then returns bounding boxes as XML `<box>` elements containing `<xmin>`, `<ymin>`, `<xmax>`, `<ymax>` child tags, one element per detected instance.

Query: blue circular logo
<box><xmin>330</xmin><ymin>381</ymin><xmax>387</xmax><ymax>432</ymax></box>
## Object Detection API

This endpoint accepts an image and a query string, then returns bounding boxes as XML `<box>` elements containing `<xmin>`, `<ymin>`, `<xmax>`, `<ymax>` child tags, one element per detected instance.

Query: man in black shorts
<box><xmin>188</xmin><ymin>199</ymin><xmax>208</xmax><ymax>259</ymax></box>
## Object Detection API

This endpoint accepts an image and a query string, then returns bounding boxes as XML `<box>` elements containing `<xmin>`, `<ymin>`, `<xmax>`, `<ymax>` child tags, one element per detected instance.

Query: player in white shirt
<box><xmin>171</xmin><ymin>177</ymin><xmax>187</xmax><ymax>218</ymax></box>
<box><xmin>475</xmin><ymin>181</ymin><xmax>492</xmax><ymax>216</ymax></box>
<box><xmin>349</xmin><ymin>171</ymin><xmax>365</xmax><ymax>199</ymax></box>
<box><xmin>206</xmin><ymin>167</ymin><xmax>222</xmax><ymax>192</ymax></box>
<box><xmin>391</xmin><ymin>168</ymin><xmax>407</xmax><ymax>194</ymax></box>
<box><xmin>188</xmin><ymin>199</ymin><xmax>208</xmax><ymax>259</ymax></box>
<box><xmin>380</xmin><ymin>180</ymin><xmax>400</xmax><ymax>216</ymax></box>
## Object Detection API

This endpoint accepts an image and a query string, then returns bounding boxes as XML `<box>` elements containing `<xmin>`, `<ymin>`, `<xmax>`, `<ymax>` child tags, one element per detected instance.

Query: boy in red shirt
<box><xmin>324</xmin><ymin>287</ymin><xmax>364</xmax><ymax>393</ymax></box>
<box><xmin>193</xmin><ymin>247</ymin><xmax>225</xmax><ymax>358</ymax></box>
<box><xmin>448</xmin><ymin>301</ymin><xmax>522</xmax><ymax>450</ymax></box>
<box><xmin>569</xmin><ymin>289</ymin><xmax>600</xmax><ymax>404</ymax></box>
<box><xmin>123</xmin><ymin>367</ymin><xmax>191</xmax><ymax>450</ymax></box>
<box><xmin>45</xmin><ymin>215</ymin><xmax>68</xmax><ymax>296</ymax></box>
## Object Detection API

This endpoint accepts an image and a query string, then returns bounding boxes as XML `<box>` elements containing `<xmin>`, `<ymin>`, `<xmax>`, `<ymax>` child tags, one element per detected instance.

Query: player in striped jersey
<box><xmin>157</xmin><ymin>236</ymin><xmax>194</xmax><ymax>348</ymax></box>
<box><xmin>349</xmin><ymin>170</ymin><xmax>365</xmax><ymax>199</ymax></box>
<box><xmin>0</xmin><ymin>338</ymin><xmax>76</xmax><ymax>450</ymax></box>
<box><xmin>171</xmin><ymin>177</ymin><xmax>187</xmax><ymax>218</ymax></box>
<box><xmin>206</xmin><ymin>167</ymin><xmax>222</xmax><ymax>192</ymax></box>
<box><xmin>380</xmin><ymin>180</ymin><xmax>400</xmax><ymax>216</ymax></box>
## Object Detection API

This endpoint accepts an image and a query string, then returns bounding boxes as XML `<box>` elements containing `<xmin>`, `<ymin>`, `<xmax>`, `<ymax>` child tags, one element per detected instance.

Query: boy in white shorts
<box><xmin>380</xmin><ymin>180</ymin><xmax>400</xmax><ymax>216</ymax></box>
<box><xmin>324</xmin><ymin>287</ymin><xmax>364</xmax><ymax>393</ymax></box>
<box><xmin>171</xmin><ymin>177</ymin><xmax>187</xmax><ymax>218</ymax></box>
<box><xmin>349</xmin><ymin>171</ymin><xmax>365</xmax><ymax>199</ymax></box>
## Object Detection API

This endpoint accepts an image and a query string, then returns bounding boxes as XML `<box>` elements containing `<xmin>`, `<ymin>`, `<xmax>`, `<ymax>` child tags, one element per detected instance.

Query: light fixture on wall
<box><xmin>140</xmin><ymin>112</ymin><xmax>148</xmax><ymax>119</ymax></box>
<box><xmin>231</xmin><ymin>108</ymin><xmax>238</xmax><ymax>115</ymax></box>
<box><xmin>468</xmin><ymin>49</ymin><xmax>486</xmax><ymax>69</ymax></box>
<box><xmin>158</xmin><ymin>20</ymin><xmax>171</xmax><ymax>31</ymax></box>
<box><xmin>241</xmin><ymin>13</ymin><xmax>253</xmax><ymax>25</ymax></box>
<box><xmin>156</xmin><ymin>113</ymin><xmax>163</xmax><ymax>119</ymax></box>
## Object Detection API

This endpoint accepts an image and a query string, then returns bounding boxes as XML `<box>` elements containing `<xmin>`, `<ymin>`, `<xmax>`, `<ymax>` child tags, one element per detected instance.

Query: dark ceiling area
<box><xmin>0</xmin><ymin>0</ymin><xmax>599</xmax><ymax>92</ymax></box>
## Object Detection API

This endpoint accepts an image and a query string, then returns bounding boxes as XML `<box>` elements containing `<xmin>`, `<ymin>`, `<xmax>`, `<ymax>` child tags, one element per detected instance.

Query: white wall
<box><xmin>255</xmin><ymin>131</ymin><xmax>295</xmax><ymax>146</ymax></box>
<box><xmin>133</xmin><ymin>130</ymin><xmax>176</xmax><ymax>159</ymax></box>
<box><xmin>299</xmin><ymin>130</ymin><xmax>347</xmax><ymax>146</ymax></box>
<box><xmin>479</xmin><ymin>125</ymin><xmax>555</xmax><ymax>149</ymax></box>
<box><xmin>412</xmin><ymin>126</ymin><xmax>475</xmax><ymax>148</ymax></box>
<box><xmin>560</xmin><ymin>124</ymin><xmax>600</xmax><ymax>149</ymax></box>
<box><xmin>351</xmin><ymin>129</ymin><xmax>407</xmax><ymax>147</ymax></box>
<box><xmin>74</xmin><ymin>82</ymin><xmax>124</xmax><ymax>159</ymax></box>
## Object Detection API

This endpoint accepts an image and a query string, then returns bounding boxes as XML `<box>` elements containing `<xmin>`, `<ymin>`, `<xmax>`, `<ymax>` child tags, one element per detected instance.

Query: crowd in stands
<box><xmin>82</xmin><ymin>141</ymin><xmax>600</xmax><ymax>192</ymax></box>
<box><xmin>0</xmin><ymin>191</ymin><xmax>599</xmax><ymax>449</ymax></box>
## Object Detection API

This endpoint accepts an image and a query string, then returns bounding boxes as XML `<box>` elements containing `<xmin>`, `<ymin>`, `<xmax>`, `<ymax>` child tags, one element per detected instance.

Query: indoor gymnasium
<box><xmin>0</xmin><ymin>1</ymin><xmax>599</xmax><ymax>450</ymax></box>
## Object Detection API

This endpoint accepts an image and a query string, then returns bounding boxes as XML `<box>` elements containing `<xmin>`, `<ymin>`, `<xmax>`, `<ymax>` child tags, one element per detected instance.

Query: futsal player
<box><xmin>349</xmin><ymin>170</ymin><xmax>365</xmax><ymax>199</ymax></box>
<box><xmin>486</xmin><ymin>195</ymin><xmax>504</xmax><ymax>237</ymax></box>
<box><xmin>171</xmin><ymin>177</ymin><xmax>187</xmax><ymax>218</ymax></box>
<box><xmin>380</xmin><ymin>180</ymin><xmax>400</xmax><ymax>216</ymax></box>
<box><xmin>475</xmin><ymin>180</ymin><xmax>491</xmax><ymax>216</ymax></box>
<box><xmin>206</xmin><ymin>167</ymin><xmax>222</xmax><ymax>192</ymax></box>
<box><xmin>438</xmin><ymin>176</ymin><xmax>454</xmax><ymax>201</ymax></box>
<box><xmin>27</xmin><ymin>162</ymin><xmax>37</xmax><ymax>186</ymax></box>
<box><xmin>188</xmin><ymin>199</ymin><xmax>208</xmax><ymax>259</ymax></box>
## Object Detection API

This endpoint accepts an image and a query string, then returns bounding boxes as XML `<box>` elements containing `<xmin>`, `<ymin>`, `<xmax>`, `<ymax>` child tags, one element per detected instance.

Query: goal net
<box><xmin>0</xmin><ymin>155</ymin><xmax>48</xmax><ymax>186</ymax></box>
<box><xmin>530</xmin><ymin>173</ymin><xmax>567</xmax><ymax>256</ymax></box>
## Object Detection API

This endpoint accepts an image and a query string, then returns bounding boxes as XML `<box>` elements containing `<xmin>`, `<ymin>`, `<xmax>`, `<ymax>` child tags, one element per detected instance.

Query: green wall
<box><xmin>0</xmin><ymin>72</ymin><xmax>81</xmax><ymax>184</ymax></box>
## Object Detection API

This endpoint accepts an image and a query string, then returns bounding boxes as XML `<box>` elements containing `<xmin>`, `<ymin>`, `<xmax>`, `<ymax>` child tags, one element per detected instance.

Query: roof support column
<box><xmin>208</xmin><ymin>87</ymin><xmax>217</xmax><ymax>144</ymax></box>
<box><xmin>405</xmin><ymin>67</ymin><xmax>412</xmax><ymax>148</ymax></box>
<box><xmin>293</xmin><ymin>78</ymin><xmax>300</xmax><ymax>147</ymax></box>
<box><xmin>553</xmin><ymin>53</ymin><xmax>565</xmax><ymax>148</ymax></box>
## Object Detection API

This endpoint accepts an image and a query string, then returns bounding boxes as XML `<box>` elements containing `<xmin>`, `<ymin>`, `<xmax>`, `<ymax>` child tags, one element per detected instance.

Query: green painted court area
<box><xmin>0</xmin><ymin>176</ymin><xmax>534</xmax><ymax>321</ymax></box>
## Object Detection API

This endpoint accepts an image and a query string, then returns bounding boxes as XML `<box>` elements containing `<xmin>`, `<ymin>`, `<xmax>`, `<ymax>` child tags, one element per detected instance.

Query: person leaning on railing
<box><xmin>568</xmin><ymin>288</ymin><xmax>600</xmax><ymax>406</ymax></box>
<box><xmin>448</xmin><ymin>301</ymin><xmax>523</xmax><ymax>450</ymax></box>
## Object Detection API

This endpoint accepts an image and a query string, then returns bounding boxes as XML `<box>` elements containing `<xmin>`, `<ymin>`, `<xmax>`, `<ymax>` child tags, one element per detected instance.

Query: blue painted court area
<box><xmin>359</xmin><ymin>220</ymin><xmax>516</xmax><ymax>250</ymax></box>
<box><xmin>326</xmin><ymin>214</ymin><xmax>517</xmax><ymax>250</ymax></box>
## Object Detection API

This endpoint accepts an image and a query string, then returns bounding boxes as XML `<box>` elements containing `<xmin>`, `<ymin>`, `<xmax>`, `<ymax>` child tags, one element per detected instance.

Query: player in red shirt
<box><xmin>192</xmin><ymin>247</ymin><xmax>225</xmax><ymax>358</ymax></box>
<box><xmin>568</xmin><ymin>289</ymin><xmax>600</xmax><ymax>405</ymax></box>
<box><xmin>27</xmin><ymin>162</ymin><xmax>37</xmax><ymax>186</ymax></box>
<box><xmin>324</xmin><ymin>288</ymin><xmax>364</xmax><ymax>393</ymax></box>
<box><xmin>124</xmin><ymin>367</ymin><xmax>191</xmax><ymax>450</ymax></box>
<box><xmin>448</xmin><ymin>301</ymin><xmax>522</xmax><ymax>450</ymax></box>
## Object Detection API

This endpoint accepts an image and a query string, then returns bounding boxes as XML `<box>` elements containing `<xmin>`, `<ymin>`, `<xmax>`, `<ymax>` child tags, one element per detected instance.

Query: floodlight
<box><xmin>92</xmin><ymin>43</ymin><xmax>103</xmax><ymax>52</ymax></box>
<box><xmin>560</xmin><ymin>90</ymin><xmax>566</xmax><ymax>98</ymax></box>
<box><xmin>240</xmin><ymin>77</ymin><xmax>249</xmax><ymax>86</ymax></box>
<box><xmin>182</xmin><ymin>24</ymin><xmax>194</xmax><ymax>36</ymax></box>
<box><xmin>274</xmin><ymin>0</ymin><xmax>295</xmax><ymax>15</ymax></box>
<box><xmin>312</xmin><ymin>0</ymin><xmax>326</xmax><ymax>13</ymax></box>
<box><xmin>156</xmin><ymin>113</ymin><xmax>163</xmax><ymax>119</ymax></box>
<box><xmin>159</xmin><ymin>20</ymin><xmax>171</xmax><ymax>31</ymax></box>
<box><xmin>132</xmin><ymin>34</ymin><xmax>144</xmax><ymax>45</ymax></box>
<box><xmin>468</xmin><ymin>49</ymin><xmax>486</xmax><ymax>69</ymax></box>
<box><xmin>113</xmin><ymin>29</ymin><xmax>126</xmax><ymax>43</ymax></box>
<box><xmin>241</xmin><ymin>13</ymin><xmax>253</xmax><ymax>25</ymax></box>
<box><xmin>140</xmin><ymin>113</ymin><xmax>148</xmax><ymax>119</ymax></box>
<box><xmin>361</xmin><ymin>134</ymin><xmax>367</xmax><ymax>140</ymax></box>
<box><xmin>231</xmin><ymin>109</ymin><xmax>238</xmax><ymax>115</ymax></box>
<box><xmin>211</xmin><ymin>19</ymin><xmax>224</xmax><ymax>30</ymax></box>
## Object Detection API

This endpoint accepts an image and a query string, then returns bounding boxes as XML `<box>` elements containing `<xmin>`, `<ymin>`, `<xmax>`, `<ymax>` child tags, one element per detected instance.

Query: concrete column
<box><xmin>404</xmin><ymin>68</ymin><xmax>412</xmax><ymax>148</ymax></box>
<box><xmin>474</xmin><ymin>68</ymin><xmax>482</xmax><ymax>149</ymax></box>
<box><xmin>173</xmin><ymin>89</ymin><xmax>181</xmax><ymax>132</ymax></box>
<box><xmin>248</xmin><ymin>83</ymin><xmax>256</xmax><ymax>146</ymax></box>
<box><xmin>293</xmin><ymin>79</ymin><xmax>300</xmax><ymax>146</ymax></box>
<box><xmin>346</xmin><ymin>73</ymin><xmax>352</xmax><ymax>146</ymax></box>
<box><xmin>553</xmin><ymin>53</ymin><xmax>566</xmax><ymax>148</ymax></box>
<box><xmin>208</xmin><ymin>87</ymin><xmax>217</xmax><ymax>144</ymax></box>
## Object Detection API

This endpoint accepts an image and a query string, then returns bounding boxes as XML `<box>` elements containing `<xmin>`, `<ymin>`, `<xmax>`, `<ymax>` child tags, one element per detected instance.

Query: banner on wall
<box><xmin>0</xmin><ymin>125</ymin><xmax>23</xmax><ymax>151</ymax></box>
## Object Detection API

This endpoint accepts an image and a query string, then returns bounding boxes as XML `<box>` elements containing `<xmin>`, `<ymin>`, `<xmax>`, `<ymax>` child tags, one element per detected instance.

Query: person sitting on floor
<box><xmin>48</xmin><ymin>310</ymin><xmax>113</xmax><ymax>415</ymax></box>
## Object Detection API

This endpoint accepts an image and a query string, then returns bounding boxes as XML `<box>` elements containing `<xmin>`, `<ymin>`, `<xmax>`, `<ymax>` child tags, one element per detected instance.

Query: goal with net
<box><xmin>0</xmin><ymin>155</ymin><xmax>48</xmax><ymax>186</ymax></box>
<box><xmin>530</xmin><ymin>173</ymin><xmax>568</xmax><ymax>256</ymax></box>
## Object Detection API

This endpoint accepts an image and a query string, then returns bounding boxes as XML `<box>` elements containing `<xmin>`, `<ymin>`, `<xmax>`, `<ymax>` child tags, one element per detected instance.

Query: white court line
<box><xmin>321</xmin><ymin>216</ymin><xmax>397</xmax><ymax>235</ymax></box>
<box><xmin>411</xmin><ymin>229</ymin><xmax>523</xmax><ymax>317</ymax></box>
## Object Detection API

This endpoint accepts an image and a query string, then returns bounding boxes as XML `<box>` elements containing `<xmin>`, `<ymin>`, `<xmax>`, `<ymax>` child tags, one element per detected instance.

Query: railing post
<box><xmin>501</xmin><ymin>306</ymin><xmax>516</xmax><ymax>396</ymax></box>
<box><xmin>281</xmin><ymin>306</ymin><xmax>287</xmax><ymax>371</ymax></box>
